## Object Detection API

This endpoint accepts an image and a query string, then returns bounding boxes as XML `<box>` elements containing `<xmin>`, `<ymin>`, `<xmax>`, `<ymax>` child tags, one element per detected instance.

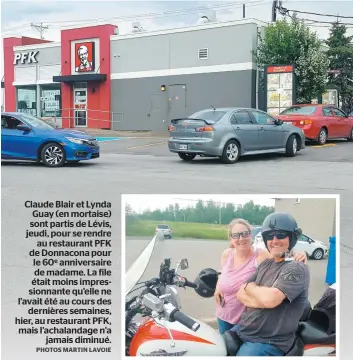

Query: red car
<box><xmin>276</xmin><ymin>104</ymin><xmax>353</xmax><ymax>145</ymax></box>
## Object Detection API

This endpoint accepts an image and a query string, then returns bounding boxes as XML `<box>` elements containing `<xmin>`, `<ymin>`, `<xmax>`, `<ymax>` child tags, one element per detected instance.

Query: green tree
<box><xmin>255</xmin><ymin>14</ymin><xmax>329</xmax><ymax>103</ymax></box>
<box><xmin>325</xmin><ymin>21</ymin><xmax>353</xmax><ymax>113</ymax></box>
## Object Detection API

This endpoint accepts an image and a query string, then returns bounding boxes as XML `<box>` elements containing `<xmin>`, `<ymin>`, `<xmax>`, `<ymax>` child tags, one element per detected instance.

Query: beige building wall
<box><xmin>275</xmin><ymin>198</ymin><xmax>336</xmax><ymax>245</ymax></box>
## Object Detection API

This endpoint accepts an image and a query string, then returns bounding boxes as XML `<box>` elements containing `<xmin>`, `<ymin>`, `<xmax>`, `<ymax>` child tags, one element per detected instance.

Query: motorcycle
<box><xmin>125</xmin><ymin>234</ymin><xmax>336</xmax><ymax>356</ymax></box>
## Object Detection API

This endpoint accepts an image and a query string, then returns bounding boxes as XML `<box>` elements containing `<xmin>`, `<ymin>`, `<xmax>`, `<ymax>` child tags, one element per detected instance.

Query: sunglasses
<box><xmin>230</xmin><ymin>231</ymin><xmax>251</xmax><ymax>240</ymax></box>
<box><xmin>262</xmin><ymin>231</ymin><xmax>289</xmax><ymax>241</ymax></box>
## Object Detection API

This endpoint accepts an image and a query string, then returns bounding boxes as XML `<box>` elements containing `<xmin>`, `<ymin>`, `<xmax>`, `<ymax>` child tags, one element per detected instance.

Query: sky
<box><xmin>1</xmin><ymin>0</ymin><xmax>353</xmax><ymax>78</ymax></box>
<box><xmin>123</xmin><ymin>194</ymin><xmax>276</xmax><ymax>212</ymax></box>
<box><xmin>1</xmin><ymin>0</ymin><xmax>353</xmax><ymax>43</ymax></box>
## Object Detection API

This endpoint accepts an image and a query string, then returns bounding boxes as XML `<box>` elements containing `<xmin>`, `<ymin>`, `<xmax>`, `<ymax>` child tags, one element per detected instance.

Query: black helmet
<box><xmin>261</xmin><ymin>212</ymin><xmax>302</xmax><ymax>251</ymax></box>
<box><xmin>194</xmin><ymin>268</ymin><xmax>218</xmax><ymax>298</ymax></box>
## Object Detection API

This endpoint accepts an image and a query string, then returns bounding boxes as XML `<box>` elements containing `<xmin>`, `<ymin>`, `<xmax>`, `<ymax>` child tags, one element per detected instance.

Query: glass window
<box><xmin>280</xmin><ymin>106</ymin><xmax>317</xmax><ymax>115</ymax></box>
<box><xmin>332</xmin><ymin>108</ymin><xmax>346</xmax><ymax>117</ymax></box>
<box><xmin>189</xmin><ymin>110</ymin><xmax>227</xmax><ymax>122</ymax></box>
<box><xmin>17</xmin><ymin>86</ymin><xmax>37</xmax><ymax>116</ymax></box>
<box><xmin>251</xmin><ymin>110</ymin><xmax>276</xmax><ymax>125</ymax></box>
<box><xmin>40</xmin><ymin>85</ymin><xmax>62</xmax><ymax>118</ymax></box>
<box><xmin>1</xmin><ymin>115</ymin><xmax>25</xmax><ymax>130</ymax></box>
<box><xmin>232</xmin><ymin>111</ymin><xmax>253</xmax><ymax>124</ymax></box>
<box><xmin>18</xmin><ymin>113</ymin><xmax>54</xmax><ymax>130</ymax></box>
<box><xmin>299</xmin><ymin>234</ymin><xmax>310</xmax><ymax>242</ymax></box>
<box><xmin>322</xmin><ymin>107</ymin><xmax>333</xmax><ymax>116</ymax></box>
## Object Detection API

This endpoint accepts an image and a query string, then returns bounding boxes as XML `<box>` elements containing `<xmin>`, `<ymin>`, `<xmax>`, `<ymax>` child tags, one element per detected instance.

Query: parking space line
<box><xmin>96</xmin><ymin>137</ymin><xmax>127</xmax><ymax>142</ymax></box>
<box><xmin>126</xmin><ymin>141</ymin><xmax>166</xmax><ymax>150</ymax></box>
<box><xmin>311</xmin><ymin>144</ymin><xmax>337</xmax><ymax>148</ymax></box>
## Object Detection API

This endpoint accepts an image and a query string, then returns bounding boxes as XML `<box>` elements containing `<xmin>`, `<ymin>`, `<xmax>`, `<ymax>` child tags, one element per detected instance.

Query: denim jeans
<box><xmin>229</xmin><ymin>325</ymin><xmax>285</xmax><ymax>356</ymax></box>
<box><xmin>216</xmin><ymin>318</ymin><xmax>235</xmax><ymax>335</ymax></box>
<box><xmin>236</xmin><ymin>342</ymin><xmax>285</xmax><ymax>356</ymax></box>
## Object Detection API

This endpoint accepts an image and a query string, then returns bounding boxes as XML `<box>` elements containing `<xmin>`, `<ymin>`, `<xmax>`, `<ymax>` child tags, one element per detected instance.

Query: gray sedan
<box><xmin>167</xmin><ymin>107</ymin><xmax>306</xmax><ymax>164</ymax></box>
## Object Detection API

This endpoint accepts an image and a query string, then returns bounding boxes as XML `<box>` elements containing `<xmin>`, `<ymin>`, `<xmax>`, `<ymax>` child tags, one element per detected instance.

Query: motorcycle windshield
<box><xmin>125</xmin><ymin>234</ymin><xmax>159</xmax><ymax>296</ymax></box>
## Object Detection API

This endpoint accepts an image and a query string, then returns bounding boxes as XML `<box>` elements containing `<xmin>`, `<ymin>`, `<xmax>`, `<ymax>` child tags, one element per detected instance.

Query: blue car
<box><xmin>1</xmin><ymin>112</ymin><xmax>100</xmax><ymax>167</ymax></box>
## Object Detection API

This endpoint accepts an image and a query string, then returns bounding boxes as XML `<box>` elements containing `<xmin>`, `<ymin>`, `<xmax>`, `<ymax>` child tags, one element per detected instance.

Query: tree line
<box><xmin>125</xmin><ymin>200</ymin><xmax>275</xmax><ymax>226</ymax></box>
<box><xmin>256</xmin><ymin>14</ymin><xmax>353</xmax><ymax>112</ymax></box>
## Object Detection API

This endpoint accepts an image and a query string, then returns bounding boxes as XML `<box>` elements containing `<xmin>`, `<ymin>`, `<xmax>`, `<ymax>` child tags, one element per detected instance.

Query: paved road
<box><xmin>2</xmin><ymin>136</ymin><xmax>352</xmax><ymax>358</ymax></box>
<box><xmin>125</xmin><ymin>237</ymin><xmax>330</xmax><ymax>322</ymax></box>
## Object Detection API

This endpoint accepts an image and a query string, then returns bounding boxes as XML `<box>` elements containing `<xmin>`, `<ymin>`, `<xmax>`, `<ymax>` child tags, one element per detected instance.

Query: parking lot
<box><xmin>2</xmin><ymin>135</ymin><xmax>353</xmax><ymax>355</ymax></box>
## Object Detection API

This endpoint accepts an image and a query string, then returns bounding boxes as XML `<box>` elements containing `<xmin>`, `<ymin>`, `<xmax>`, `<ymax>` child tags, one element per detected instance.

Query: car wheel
<box><xmin>347</xmin><ymin>127</ymin><xmax>353</xmax><ymax>142</ymax></box>
<box><xmin>178</xmin><ymin>153</ymin><xmax>196</xmax><ymax>161</ymax></box>
<box><xmin>285</xmin><ymin>135</ymin><xmax>298</xmax><ymax>157</ymax></box>
<box><xmin>41</xmin><ymin>142</ymin><xmax>66</xmax><ymax>167</ymax></box>
<box><xmin>220</xmin><ymin>140</ymin><xmax>240</xmax><ymax>164</ymax></box>
<box><xmin>317</xmin><ymin>128</ymin><xmax>327</xmax><ymax>145</ymax></box>
<box><xmin>312</xmin><ymin>248</ymin><xmax>324</xmax><ymax>260</ymax></box>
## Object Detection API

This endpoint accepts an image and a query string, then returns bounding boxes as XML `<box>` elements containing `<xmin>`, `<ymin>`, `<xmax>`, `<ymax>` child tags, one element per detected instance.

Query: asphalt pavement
<box><xmin>1</xmin><ymin>136</ymin><xmax>353</xmax><ymax>358</ymax></box>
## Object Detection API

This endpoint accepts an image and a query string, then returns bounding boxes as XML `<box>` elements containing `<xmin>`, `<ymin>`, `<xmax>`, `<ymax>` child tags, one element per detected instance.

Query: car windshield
<box><xmin>280</xmin><ymin>106</ymin><xmax>317</xmax><ymax>115</ymax></box>
<box><xmin>189</xmin><ymin>110</ymin><xmax>227</xmax><ymax>122</ymax></box>
<box><xmin>157</xmin><ymin>225</ymin><xmax>169</xmax><ymax>229</ymax></box>
<box><xmin>19</xmin><ymin>113</ymin><xmax>55</xmax><ymax>130</ymax></box>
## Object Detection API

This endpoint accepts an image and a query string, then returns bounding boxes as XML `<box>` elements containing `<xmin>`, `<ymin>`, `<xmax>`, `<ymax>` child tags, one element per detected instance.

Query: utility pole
<box><xmin>31</xmin><ymin>22</ymin><xmax>49</xmax><ymax>39</ymax></box>
<box><xmin>272</xmin><ymin>0</ymin><xmax>278</xmax><ymax>22</ymax></box>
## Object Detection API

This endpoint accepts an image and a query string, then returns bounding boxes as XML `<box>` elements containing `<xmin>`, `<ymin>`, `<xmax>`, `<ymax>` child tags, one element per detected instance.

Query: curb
<box><xmin>82</xmin><ymin>129</ymin><xmax>169</xmax><ymax>138</ymax></box>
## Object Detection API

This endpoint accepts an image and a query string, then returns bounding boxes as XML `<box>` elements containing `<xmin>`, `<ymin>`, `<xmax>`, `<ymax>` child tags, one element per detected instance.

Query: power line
<box><xmin>47</xmin><ymin>0</ymin><xmax>266</xmax><ymax>26</ymax></box>
<box><xmin>277</xmin><ymin>5</ymin><xmax>353</xmax><ymax>28</ymax></box>
<box><xmin>281</xmin><ymin>8</ymin><xmax>353</xmax><ymax>20</ymax></box>
<box><xmin>30</xmin><ymin>22</ymin><xmax>49</xmax><ymax>39</ymax></box>
<box><xmin>300</xmin><ymin>18</ymin><xmax>353</xmax><ymax>26</ymax></box>
<box><xmin>1</xmin><ymin>0</ymin><xmax>270</xmax><ymax>34</ymax></box>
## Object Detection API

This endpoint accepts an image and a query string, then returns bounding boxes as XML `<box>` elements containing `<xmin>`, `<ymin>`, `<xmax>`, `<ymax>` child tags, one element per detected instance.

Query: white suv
<box><xmin>155</xmin><ymin>224</ymin><xmax>172</xmax><ymax>239</ymax></box>
<box><xmin>254</xmin><ymin>232</ymin><xmax>328</xmax><ymax>260</ymax></box>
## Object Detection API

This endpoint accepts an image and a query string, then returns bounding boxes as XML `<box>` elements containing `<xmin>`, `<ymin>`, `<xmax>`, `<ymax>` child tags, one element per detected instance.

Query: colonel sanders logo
<box><xmin>75</xmin><ymin>42</ymin><xmax>95</xmax><ymax>72</ymax></box>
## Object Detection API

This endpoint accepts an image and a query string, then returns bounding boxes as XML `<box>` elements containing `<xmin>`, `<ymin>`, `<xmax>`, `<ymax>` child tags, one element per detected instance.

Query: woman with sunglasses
<box><xmin>214</xmin><ymin>218</ymin><xmax>307</xmax><ymax>334</ymax></box>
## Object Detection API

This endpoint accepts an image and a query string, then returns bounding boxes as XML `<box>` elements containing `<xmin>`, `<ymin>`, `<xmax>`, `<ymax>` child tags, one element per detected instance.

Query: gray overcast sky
<box><xmin>1</xmin><ymin>0</ymin><xmax>353</xmax><ymax>76</ymax></box>
<box><xmin>1</xmin><ymin>0</ymin><xmax>353</xmax><ymax>41</ymax></box>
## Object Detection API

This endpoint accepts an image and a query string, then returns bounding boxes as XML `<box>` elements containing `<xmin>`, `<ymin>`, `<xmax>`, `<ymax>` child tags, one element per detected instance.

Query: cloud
<box><xmin>1</xmin><ymin>0</ymin><xmax>352</xmax><ymax>75</ymax></box>
<box><xmin>2</xmin><ymin>0</ymin><xmax>353</xmax><ymax>41</ymax></box>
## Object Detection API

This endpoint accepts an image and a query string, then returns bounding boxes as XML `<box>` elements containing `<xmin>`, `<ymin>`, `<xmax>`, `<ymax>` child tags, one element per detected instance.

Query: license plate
<box><xmin>285</xmin><ymin>121</ymin><xmax>293</xmax><ymax>125</ymax></box>
<box><xmin>179</xmin><ymin>144</ymin><xmax>188</xmax><ymax>150</ymax></box>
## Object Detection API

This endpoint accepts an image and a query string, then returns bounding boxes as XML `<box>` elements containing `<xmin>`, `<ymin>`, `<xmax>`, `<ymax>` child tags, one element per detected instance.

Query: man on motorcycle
<box><xmin>230</xmin><ymin>212</ymin><xmax>310</xmax><ymax>356</ymax></box>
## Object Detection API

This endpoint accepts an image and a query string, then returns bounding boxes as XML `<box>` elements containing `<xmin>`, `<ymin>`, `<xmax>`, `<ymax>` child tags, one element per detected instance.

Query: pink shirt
<box><xmin>215</xmin><ymin>248</ymin><xmax>259</xmax><ymax>324</ymax></box>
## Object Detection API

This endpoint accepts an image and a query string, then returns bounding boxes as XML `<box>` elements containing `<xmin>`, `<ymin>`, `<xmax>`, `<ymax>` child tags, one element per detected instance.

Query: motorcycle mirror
<box><xmin>179</xmin><ymin>259</ymin><xmax>189</xmax><ymax>270</ymax></box>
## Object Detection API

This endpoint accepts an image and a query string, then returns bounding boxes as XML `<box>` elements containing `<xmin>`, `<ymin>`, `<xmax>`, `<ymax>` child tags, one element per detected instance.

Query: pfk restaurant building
<box><xmin>2</xmin><ymin>19</ymin><xmax>266</xmax><ymax>131</ymax></box>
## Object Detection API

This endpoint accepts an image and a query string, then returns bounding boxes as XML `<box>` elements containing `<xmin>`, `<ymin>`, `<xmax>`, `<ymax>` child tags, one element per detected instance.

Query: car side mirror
<box><xmin>17</xmin><ymin>124</ymin><xmax>31</xmax><ymax>132</ymax></box>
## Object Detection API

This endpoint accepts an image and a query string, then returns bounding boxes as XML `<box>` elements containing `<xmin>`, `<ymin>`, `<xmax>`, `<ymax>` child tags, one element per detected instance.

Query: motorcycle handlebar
<box><xmin>171</xmin><ymin>310</ymin><xmax>200</xmax><ymax>332</ymax></box>
<box><xmin>184</xmin><ymin>279</ymin><xmax>198</xmax><ymax>289</ymax></box>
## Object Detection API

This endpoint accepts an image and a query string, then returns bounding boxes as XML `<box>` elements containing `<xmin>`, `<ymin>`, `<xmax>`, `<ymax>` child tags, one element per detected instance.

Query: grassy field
<box><xmin>126</xmin><ymin>219</ymin><xmax>228</xmax><ymax>240</ymax></box>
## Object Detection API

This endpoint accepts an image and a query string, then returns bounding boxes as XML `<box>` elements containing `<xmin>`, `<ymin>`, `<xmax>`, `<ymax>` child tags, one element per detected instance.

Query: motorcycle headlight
<box><xmin>66</xmin><ymin>137</ymin><xmax>85</xmax><ymax>145</ymax></box>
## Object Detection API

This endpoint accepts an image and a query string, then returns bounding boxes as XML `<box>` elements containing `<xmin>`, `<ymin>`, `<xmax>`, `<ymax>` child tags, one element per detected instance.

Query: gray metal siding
<box><xmin>111</xmin><ymin>70</ymin><xmax>256</xmax><ymax>131</ymax></box>
<box><xmin>111</xmin><ymin>36</ymin><xmax>169</xmax><ymax>73</ymax></box>
<box><xmin>169</xmin><ymin>24</ymin><xmax>257</xmax><ymax>68</ymax></box>
<box><xmin>110</xmin><ymin>23</ymin><xmax>258</xmax><ymax>74</ymax></box>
